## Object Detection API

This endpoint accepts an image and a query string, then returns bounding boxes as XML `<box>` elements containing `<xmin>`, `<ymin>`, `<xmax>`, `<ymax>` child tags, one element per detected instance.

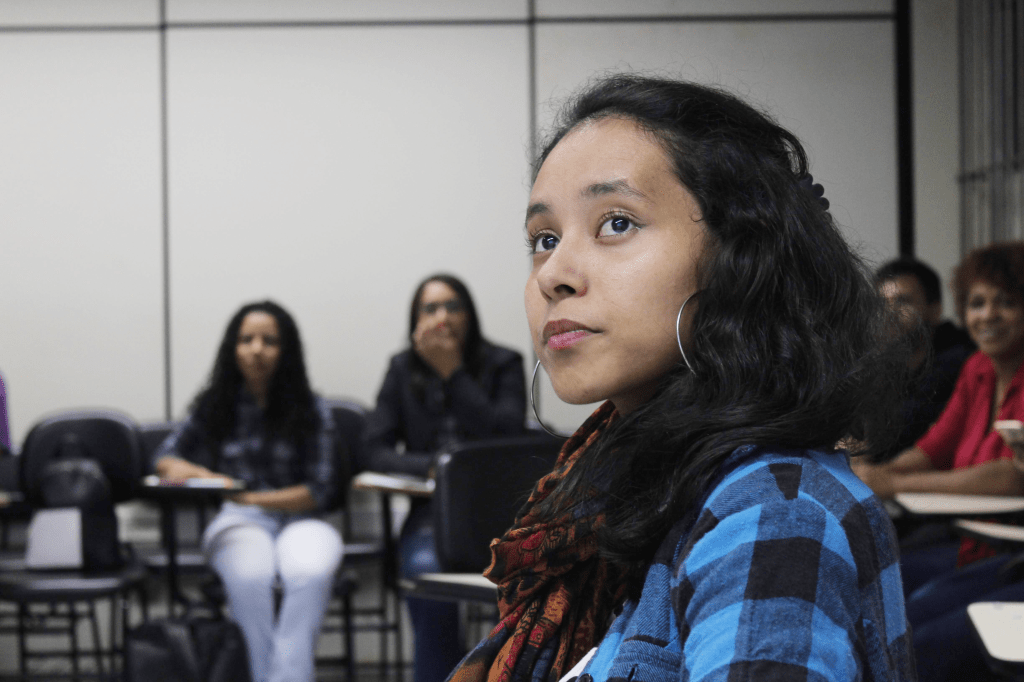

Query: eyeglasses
<box><xmin>420</xmin><ymin>299</ymin><xmax>464</xmax><ymax>315</ymax></box>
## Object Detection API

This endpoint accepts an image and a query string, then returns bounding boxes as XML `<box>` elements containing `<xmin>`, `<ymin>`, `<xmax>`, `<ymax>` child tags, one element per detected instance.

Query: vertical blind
<box><xmin>960</xmin><ymin>0</ymin><xmax>1024</xmax><ymax>252</ymax></box>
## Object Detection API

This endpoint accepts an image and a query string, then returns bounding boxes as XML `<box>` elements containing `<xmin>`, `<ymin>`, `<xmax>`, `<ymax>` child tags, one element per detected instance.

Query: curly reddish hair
<box><xmin>952</xmin><ymin>242</ymin><xmax>1024</xmax><ymax>323</ymax></box>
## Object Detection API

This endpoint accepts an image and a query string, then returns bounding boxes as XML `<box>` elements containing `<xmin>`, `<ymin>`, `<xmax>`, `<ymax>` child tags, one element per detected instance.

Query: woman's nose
<box><xmin>535</xmin><ymin>239</ymin><xmax>586</xmax><ymax>301</ymax></box>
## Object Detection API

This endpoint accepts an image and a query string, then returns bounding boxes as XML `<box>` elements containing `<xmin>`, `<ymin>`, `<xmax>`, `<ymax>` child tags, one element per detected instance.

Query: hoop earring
<box><xmin>531</xmin><ymin>359</ymin><xmax>566</xmax><ymax>439</ymax></box>
<box><xmin>676</xmin><ymin>291</ymin><xmax>700</xmax><ymax>372</ymax></box>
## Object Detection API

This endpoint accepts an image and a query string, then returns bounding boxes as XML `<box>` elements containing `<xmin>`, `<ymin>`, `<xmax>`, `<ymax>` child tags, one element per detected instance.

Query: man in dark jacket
<box><xmin>876</xmin><ymin>258</ymin><xmax>975</xmax><ymax>456</ymax></box>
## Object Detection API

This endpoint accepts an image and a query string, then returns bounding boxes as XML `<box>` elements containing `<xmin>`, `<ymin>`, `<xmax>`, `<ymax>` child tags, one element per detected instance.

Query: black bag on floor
<box><xmin>124</xmin><ymin>617</ymin><xmax>251</xmax><ymax>682</ymax></box>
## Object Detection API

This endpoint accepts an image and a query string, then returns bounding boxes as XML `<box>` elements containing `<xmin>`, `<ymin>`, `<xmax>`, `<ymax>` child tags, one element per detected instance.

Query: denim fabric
<box><xmin>907</xmin><ymin>553</ymin><xmax>1024</xmax><ymax>682</ymax></box>
<box><xmin>400</xmin><ymin>502</ymin><xmax>464</xmax><ymax>682</ymax></box>
<box><xmin>899</xmin><ymin>540</ymin><xmax>960</xmax><ymax>596</ymax></box>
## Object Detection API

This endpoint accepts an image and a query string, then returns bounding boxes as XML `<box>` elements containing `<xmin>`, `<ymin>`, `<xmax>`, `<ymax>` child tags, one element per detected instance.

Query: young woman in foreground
<box><xmin>448</xmin><ymin>75</ymin><xmax>915</xmax><ymax>682</ymax></box>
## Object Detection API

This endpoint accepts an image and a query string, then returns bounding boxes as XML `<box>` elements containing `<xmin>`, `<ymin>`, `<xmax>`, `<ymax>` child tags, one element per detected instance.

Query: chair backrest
<box><xmin>432</xmin><ymin>434</ymin><xmax>563</xmax><ymax>573</ymax></box>
<box><xmin>20</xmin><ymin>410</ymin><xmax>141</xmax><ymax>505</ymax></box>
<box><xmin>325</xmin><ymin>398</ymin><xmax>367</xmax><ymax>508</ymax></box>
<box><xmin>136</xmin><ymin>421</ymin><xmax>181</xmax><ymax>474</ymax></box>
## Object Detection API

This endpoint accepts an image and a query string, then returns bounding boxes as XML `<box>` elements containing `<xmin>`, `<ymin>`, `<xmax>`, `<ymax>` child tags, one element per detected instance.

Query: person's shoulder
<box><xmin>707</xmin><ymin>447</ymin><xmax>872</xmax><ymax>509</ymax></box>
<box><xmin>311</xmin><ymin>394</ymin><xmax>334</xmax><ymax>420</ymax></box>
<box><xmin>960</xmin><ymin>350</ymin><xmax>993</xmax><ymax>377</ymax></box>
<box><xmin>480</xmin><ymin>341</ymin><xmax>524</xmax><ymax>366</ymax></box>
<box><xmin>388</xmin><ymin>349</ymin><xmax>415</xmax><ymax>371</ymax></box>
<box><xmin>676</xmin><ymin>446</ymin><xmax>899</xmax><ymax>586</ymax></box>
<box><xmin>932</xmin><ymin>320</ymin><xmax>975</xmax><ymax>354</ymax></box>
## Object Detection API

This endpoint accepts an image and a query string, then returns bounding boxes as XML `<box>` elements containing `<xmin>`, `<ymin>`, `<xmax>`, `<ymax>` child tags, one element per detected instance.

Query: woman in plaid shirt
<box><xmin>155</xmin><ymin>300</ymin><xmax>342</xmax><ymax>682</ymax></box>
<box><xmin>447</xmin><ymin>75</ymin><xmax>915</xmax><ymax>682</ymax></box>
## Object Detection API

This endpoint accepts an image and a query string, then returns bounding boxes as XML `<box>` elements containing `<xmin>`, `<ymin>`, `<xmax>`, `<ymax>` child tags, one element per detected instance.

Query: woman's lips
<box><xmin>547</xmin><ymin>330</ymin><xmax>592</xmax><ymax>350</ymax></box>
<box><xmin>543</xmin><ymin>319</ymin><xmax>596</xmax><ymax>350</ymax></box>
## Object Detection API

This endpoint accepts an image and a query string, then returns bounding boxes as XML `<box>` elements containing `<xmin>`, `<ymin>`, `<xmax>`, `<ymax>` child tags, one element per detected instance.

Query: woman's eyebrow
<box><xmin>584</xmin><ymin>179</ymin><xmax>648</xmax><ymax>200</ymax></box>
<box><xmin>525</xmin><ymin>201</ymin><xmax>550</xmax><ymax>225</ymax></box>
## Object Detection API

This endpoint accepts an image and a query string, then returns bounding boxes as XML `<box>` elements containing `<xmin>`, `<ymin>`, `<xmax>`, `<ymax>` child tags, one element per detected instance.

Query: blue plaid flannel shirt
<box><xmin>575</xmin><ymin>447</ymin><xmax>916</xmax><ymax>682</ymax></box>
<box><xmin>153</xmin><ymin>391</ymin><xmax>337</xmax><ymax>511</ymax></box>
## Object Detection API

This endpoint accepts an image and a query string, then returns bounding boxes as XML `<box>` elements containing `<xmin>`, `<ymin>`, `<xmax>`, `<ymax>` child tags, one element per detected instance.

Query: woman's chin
<box><xmin>549</xmin><ymin>380</ymin><xmax>607</xmax><ymax>406</ymax></box>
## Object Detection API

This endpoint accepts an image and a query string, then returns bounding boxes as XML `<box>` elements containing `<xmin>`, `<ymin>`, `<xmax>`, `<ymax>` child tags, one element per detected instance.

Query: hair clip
<box><xmin>798</xmin><ymin>174</ymin><xmax>830</xmax><ymax>210</ymax></box>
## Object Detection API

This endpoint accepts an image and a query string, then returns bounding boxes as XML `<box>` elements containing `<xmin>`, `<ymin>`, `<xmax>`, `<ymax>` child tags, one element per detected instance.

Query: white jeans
<box><xmin>203</xmin><ymin>502</ymin><xmax>344</xmax><ymax>682</ymax></box>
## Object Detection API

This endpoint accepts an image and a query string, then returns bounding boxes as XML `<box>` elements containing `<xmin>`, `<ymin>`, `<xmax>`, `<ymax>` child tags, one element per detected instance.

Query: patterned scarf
<box><xmin>447</xmin><ymin>401</ymin><xmax>631</xmax><ymax>682</ymax></box>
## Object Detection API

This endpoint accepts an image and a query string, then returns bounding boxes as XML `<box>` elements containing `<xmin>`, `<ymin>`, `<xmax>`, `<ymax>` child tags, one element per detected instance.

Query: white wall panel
<box><xmin>533</xmin><ymin>19</ymin><xmax>898</xmax><ymax>432</ymax></box>
<box><xmin>913</xmin><ymin>0</ymin><xmax>960</xmax><ymax>316</ymax></box>
<box><xmin>0</xmin><ymin>33</ymin><xmax>163</xmax><ymax>445</ymax></box>
<box><xmin>0</xmin><ymin>0</ymin><xmax>157</xmax><ymax>26</ymax></box>
<box><xmin>167</xmin><ymin>0</ymin><xmax>527</xmax><ymax>23</ymax></box>
<box><xmin>538</xmin><ymin>0</ymin><xmax>892</xmax><ymax>18</ymax></box>
<box><xmin>166</xmin><ymin>26</ymin><xmax>531</xmax><ymax>417</ymax></box>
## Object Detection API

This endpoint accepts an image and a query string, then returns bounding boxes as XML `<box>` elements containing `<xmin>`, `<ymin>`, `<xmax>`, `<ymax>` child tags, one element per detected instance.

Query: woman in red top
<box><xmin>855</xmin><ymin>243</ymin><xmax>1024</xmax><ymax>582</ymax></box>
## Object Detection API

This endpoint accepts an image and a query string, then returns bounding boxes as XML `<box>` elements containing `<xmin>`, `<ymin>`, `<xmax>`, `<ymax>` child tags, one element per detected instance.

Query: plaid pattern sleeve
<box><xmin>576</xmin><ymin>448</ymin><xmax>916</xmax><ymax>682</ymax></box>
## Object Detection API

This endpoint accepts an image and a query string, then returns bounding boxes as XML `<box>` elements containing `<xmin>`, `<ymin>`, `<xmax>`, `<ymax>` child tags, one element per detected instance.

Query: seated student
<box><xmin>447</xmin><ymin>74</ymin><xmax>913</xmax><ymax>682</ymax></box>
<box><xmin>153</xmin><ymin>301</ymin><xmax>342</xmax><ymax>682</ymax></box>
<box><xmin>855</xmin><ymin>243</ymin><xmax>1024</xmax><ymax>595</ymax></box>
<box><xmin>907</xmin><ymin>348</ymin><xmax>1024</xmax><ymax>682</ymax></box>
<box><xmin>876</xmin><ymin>258</ymin><xmax>975</xmax><ymax>455</ymax></box>
<box><xmin>363</xmin><ymin>273</ymin><xmax>525</xmax><ymax>682</ymax></box>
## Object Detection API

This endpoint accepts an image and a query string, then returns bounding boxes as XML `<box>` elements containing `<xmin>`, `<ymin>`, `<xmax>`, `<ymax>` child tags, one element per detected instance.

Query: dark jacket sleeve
<box><xmin>447</xmin><ymin>347</ymin><xmax>526</xmax><ymax>438</ymax></box>
<box><xmin>363</xmin><ymin>355</ymin><xmax>434</xmax><ymax>477</ymax></box>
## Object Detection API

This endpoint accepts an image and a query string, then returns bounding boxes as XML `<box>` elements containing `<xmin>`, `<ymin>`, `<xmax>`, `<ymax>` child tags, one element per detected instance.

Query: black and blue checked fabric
<box><xmin>574</xmin><ymin>447</ymin><xmax>916</xmax><ymax>682</ymax></box>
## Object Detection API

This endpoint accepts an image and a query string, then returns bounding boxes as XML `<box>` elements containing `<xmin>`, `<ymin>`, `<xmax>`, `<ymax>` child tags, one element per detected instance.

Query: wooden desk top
<box><xmin>968</xmin><ymin>602</ymin><xmax>1024</xmax><ymax>663</ymax></box>
<box><xmin>893</xmin><ymin>493</ymin><xmax>1024</xmax><ymax>516</ymax></box>
<box><xmin>351</xmin><ymin>471</ymin><xmax>434</xmax><ymax>498</ymax></box>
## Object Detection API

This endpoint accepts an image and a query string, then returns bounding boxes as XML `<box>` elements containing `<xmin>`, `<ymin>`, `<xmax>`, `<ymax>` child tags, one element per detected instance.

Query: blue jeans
<box><xmin>907</xmin><ymin>553</ymin><xmax>1024</xmax><ymax>682</ymax></box>
<box><xmin>399</xmin><ymin>502</ymin><xmax>464</xmax><ymax>682</ymax></box>
<box><xmin>203</xmin><ymin>502</ymin><xmax>344</xmax><ymax>682</ymax></box>
<box><xmin>900</xmin><ymin>541</ymin><xmax>960</xmax><ymax>596</ymax></box>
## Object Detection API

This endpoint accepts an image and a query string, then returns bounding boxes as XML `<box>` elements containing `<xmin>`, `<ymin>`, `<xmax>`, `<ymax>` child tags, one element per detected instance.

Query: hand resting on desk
<box><xmin>995</xmin><ymin>420</ymin><xmax>1024</xmax><ymax>474</ymax></box>
<box><xmin>155</xmin><ymin>455</ymin><xmax>234</xmax><ymax>487</ymax></box>
<box><xmin>154</xmin><ymin>455</ymin><xmax>317</xmax><ymax>511</ymax></box>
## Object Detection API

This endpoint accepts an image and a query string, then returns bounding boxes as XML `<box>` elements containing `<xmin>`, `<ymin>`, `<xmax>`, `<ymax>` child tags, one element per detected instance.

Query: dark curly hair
<box><xmin>952</xmin><ymin>242</ymin><xmax>1024</xmax><ymax>323</ymax></box>
<box><xmin>533</xmin><ymin>74</ymin><xmax>907</xmax><ymax>578</ymax></box>
<box><xmin>191</xmin><ymin>300</ymin><xmax>319</xmax><ymax>446</ymax></box>
<box><xmin>407</xmin><ymin>273</ymin><xmax>486</xmax><ymax>400</ymax></box>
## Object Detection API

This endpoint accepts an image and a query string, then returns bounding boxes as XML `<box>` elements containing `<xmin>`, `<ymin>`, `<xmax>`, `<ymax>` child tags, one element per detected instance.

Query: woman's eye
<box><xmin>598</xmin><ymin>215</ymin><xmax>638</xmax><ymax>237</ymax></box>
<box><xmin>531</xmin><ymin>233</ymin><xmax>559</xmax><ymax>254</ymax></box>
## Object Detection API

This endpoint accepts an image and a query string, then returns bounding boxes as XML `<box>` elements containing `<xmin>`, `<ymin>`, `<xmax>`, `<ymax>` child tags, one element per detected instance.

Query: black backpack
<box><xmin>37</xmin><ymin>433</ymin><xmax>124</xmax><ymax>571</ymax></box>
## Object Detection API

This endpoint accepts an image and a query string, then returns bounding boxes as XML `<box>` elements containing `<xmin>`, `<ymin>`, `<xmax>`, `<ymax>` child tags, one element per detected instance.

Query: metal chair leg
<box><xmin>86</xmin><ymin>600</ymin><xmax>105</xmax><ymax>677</ymax></box>
<box><xmin>18</xmin><ymin>603</ymin><xmax>29</xmax><ymax>681</ymax></box>
<box><xmin>342</xmin><ymin>591</ymin><xmax>356</xmax><ymax>681</ymax></box>
<box><xmin>68</xmin><ymin>601</ymin><xmax>80</xmax><ymax>681</ymax></box>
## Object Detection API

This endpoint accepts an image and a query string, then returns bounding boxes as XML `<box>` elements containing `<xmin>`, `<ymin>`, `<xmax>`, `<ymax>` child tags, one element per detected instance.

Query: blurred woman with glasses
<box><xmin>364</xmin><ymin>273</ymin><xmax>527</xmax><ymax>682</ymax></box>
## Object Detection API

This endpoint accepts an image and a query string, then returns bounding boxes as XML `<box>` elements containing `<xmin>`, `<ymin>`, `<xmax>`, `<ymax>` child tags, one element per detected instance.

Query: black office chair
<box><xmin>0</xmin><ymin>410</ymin><xmax>148</xmax><ymax>681</ymax></box>
<box><xmin>433</xmin><ymin>434</ymin><xmax>562</xmax><ymax>573</ymax></box>
<box><xmin>320</xmin><ymin>398</ymin><xmax>400</xmax><ymax>678</ymax></box>
<box><xmin>403</xmin><ymin>434</ymin><xmax>563</xmax><ymax>610</ymax></box>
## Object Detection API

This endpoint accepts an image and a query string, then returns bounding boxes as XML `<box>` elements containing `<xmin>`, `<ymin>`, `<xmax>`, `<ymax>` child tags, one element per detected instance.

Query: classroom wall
<box><xmin>1</xmin><ymin>0</ymin><xmax>959</xmax><ymax>440</ymax></box>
